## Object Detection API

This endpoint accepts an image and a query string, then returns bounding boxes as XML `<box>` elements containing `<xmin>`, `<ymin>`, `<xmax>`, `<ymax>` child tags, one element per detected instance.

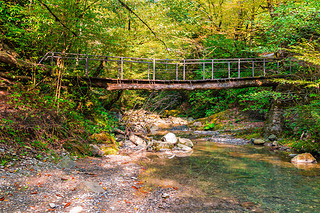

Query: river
<box><xmin>139</xmin><ymin>139</ymin><xmax>320</xmax><ymax>212</ymax></box>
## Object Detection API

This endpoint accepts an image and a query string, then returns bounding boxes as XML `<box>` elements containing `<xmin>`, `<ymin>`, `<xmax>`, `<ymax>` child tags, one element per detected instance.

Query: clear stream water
<box><xmin>140</xmin><ymin>140</ymin><xmax>320</xmax><ymax>212</ymax></box>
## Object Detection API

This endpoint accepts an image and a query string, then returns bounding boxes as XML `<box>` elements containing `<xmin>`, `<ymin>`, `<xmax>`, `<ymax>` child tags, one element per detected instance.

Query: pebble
<box><xmin>49</xmin><ymin>203</ymin><xmax>56</xmax><ymax>208</ymax></box>
<box><xmin>162</xmin><ymin>193</ymin><xmax>170</xmax><ymax>199</ymax></box>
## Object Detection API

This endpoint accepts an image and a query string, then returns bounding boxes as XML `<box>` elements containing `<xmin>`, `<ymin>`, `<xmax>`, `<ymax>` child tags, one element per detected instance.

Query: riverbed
<box><xmin>139</xmin><ymin>139</ymin><xmax>320</xmax><ymax>212</ymax></box>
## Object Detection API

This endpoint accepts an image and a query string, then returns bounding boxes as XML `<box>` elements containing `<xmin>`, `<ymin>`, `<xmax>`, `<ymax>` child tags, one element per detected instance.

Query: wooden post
<box><xmin>263</xmin><ymin>59</ymin><xmax>266</xmax><ymax>76</ymax></box>
<box><xmin>228</xmin><ymin>62</ymin><xmax>230</xmax><ymax>78</ymax></box>
<box><xmin>238</xmin><ymin>59</ymin><xmax>241</xmax><ymax>78</ymax></box>
<box><xmin>85</xmin><ymin>56</ymin><xmax>89</xmax><ymax>77</ymax></box>
<box><xmin>183</xmin><ymin>60</ymin><xmax>186</xmax><ymax>80</ymax></box>
<box><xmin>211</xmin><ymin>59</ymin><xmax>214</xmax><ymax>80</ymax></box>
<box><xmin>121</xmin><ymin>57</ymin><xmax>124</xmax><ymax>80</ymax></box>
<box><xmin>176</xmin><ymin>63</ymin><xmax>178</xmax><ymax>80</ymax></box>
<box><xmin>148</xmin><ymin>62</ymin><xmax>150</xmax><ymax>80</ymax></box>
<box><xmin>252</xmin><ymin>61</ymin><xmax>255</xmax><ymax>77</ymax></box>
<box><xmin>203</xmin><ymin>62</ymin><xmax>205</xmax><ymax>80</ymax></box>
<box><xmin>117</xmin><ymin>61</ymin><xmax>120</xmax><ymax>79</ymax></box>
<box><xmin>153</xmin><ymin>59</ymin><xmax>156</xmax><ymax>80</ymax></box>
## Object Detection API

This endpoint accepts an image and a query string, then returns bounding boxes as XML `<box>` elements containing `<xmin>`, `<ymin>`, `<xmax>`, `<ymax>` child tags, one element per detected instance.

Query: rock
<box><xmin>57</xmin><ymin>156</ymin><xmax>76</xmax><ymax>169</ymax></box>
<box><xmin>162</xmin><ymin>193</ymin><xmax>170</xmax><ymax>199</ymax></box>
<box><xmin>178</xmin><ymin>138</ymin><xmax>193</xmax><ymax>148</ymax></box>
<box><xmin>150</xmin><ymin>125</ymin><xmax>160</xmax><ymax>133</ymax></box>
<box><xmin>289</xmin><ymin>154</ymin><xmax>297</xmax><ymax>157</ymax></box>
<box><xmin>175</xmin><ymin>144</ymin><xmax>192</xmax><ymax>152</ymax></box>
<box><xmin>89</xmin><ymin>144</ymin><xmax>104</xmax><ymax>156</ymax></box>
<box><xmin>192</xmin><ymin>121</ymin><xmax>202</xmax><ymax>127</ymax></box>
<box><xmin>162</xmin><ymin>133</ymin><xmax>177</xmax><ymax>144</ymax></box>
<box><xmin>90</xmin><ymin>133</ymin><xmax>116</xmax><ymax>145</ymax></box>
<box><xmin>272</xmin><ymin>141</ymin><xmax>279</xmax><ymax>146</ymax></box>
<box><xmin>100</xmin><ymin>145</ymin><xmax>118</xmax><ymax>155</ymax></box>
<box><xmin>253</xmin><ymin>139</ymin><xmax>265</xmax><ymax>145</ymax></box>
<box><xmin>81</xmin><ymin>181</ymin><xmax>105</xmax><ymax>193</ymax></box>
<box><xmin>49</xmin><ymin>203</ymin><xmax>56</xmax><ymax>208</ymax></box>
<box><xmin>147</xmin><ymin>140</ymin><xmax>175</xmax><ymax>151</ymax></box>
<box><xmin>268</xmin><ymin>134</ymin><xmax>277</xmax><ymax>141</ymax></box>
<box><xmin>265</xmin><ymin>143</ymin><xmax>272</xmax><ymax>147</ymax></box>
<box><xmin>187</xmin><ymin>117</ymin><xmax>194</xmax><ymax>122</ymax></box>
<box><xmin>291</xmin><ymin>153</ymin><xmax>317</xmax><ymax>164</ymax></box>
<box><xmin>129</xmin><ymin>134</ymin><xmax>146</xmax><ymax>147</ymax></box>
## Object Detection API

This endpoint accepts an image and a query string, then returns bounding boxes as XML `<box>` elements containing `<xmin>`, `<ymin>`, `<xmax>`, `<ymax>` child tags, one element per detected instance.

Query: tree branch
<box><xmin>117</xmin><ymin>0</ymin><xmax>169</xmax><ymax>52</ymax></box>
<box><xmin>37</xmin><ymin>0</ymin><xmax>78</xmax><ymax>37</ymax></box>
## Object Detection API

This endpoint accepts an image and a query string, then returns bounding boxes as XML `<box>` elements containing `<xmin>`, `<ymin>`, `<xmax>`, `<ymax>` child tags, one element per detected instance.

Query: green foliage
<box><xmin>203</xmin><ymin>35</ymin><xmax>254</xmax><ymax>58</ymax></box>
<box><xmin>256</xmin><ymin>0</ymin><xmax>320</xmax><ymax>51</ymax></box>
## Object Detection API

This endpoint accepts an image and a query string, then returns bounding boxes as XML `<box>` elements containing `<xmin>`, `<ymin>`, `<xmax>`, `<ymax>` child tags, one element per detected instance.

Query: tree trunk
<box><xmin>0</xmin><ymin>50</ymin><xmax>46</xmax><ymax>72</ymax></box>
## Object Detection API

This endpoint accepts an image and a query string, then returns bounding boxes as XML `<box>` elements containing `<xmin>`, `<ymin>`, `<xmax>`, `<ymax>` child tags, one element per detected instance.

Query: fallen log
<box><xmin>0</xmin><ymin>50</ymin><xmax>47</xmax><ymax>72</ymax></box>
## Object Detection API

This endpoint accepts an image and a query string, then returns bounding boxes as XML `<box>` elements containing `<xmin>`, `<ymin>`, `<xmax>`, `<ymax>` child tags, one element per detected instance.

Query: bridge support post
<box><xmin>252</xmin><ymin>61</ymin><xmax>255</xmax><ymax>77</ymax></box>
<box><xmin>238</xmin><ymin>59</ymin><xmax>241</xmax><ymax>78</ymax></box>
<box><xmin>117</xmin><ymin>61</ymin><xmax>120</xmax><ymax>79</ymax></box>
<box><xmin>85</xmin><ymin>56</ymin><xmax>89</xmax><ymax>77</ymax></box>
<box><xmin>176</xmin><ymin>63</ymin><xmax>178</xmax><ymax>80</ymax></box>
<box><xmin>121</xmin><ymin>57</ymin><xmax>124</xmax><ymax>80</ymax></box>
<box><xmin>203</xmin><ymin>63</ymin><xmax>205</xmax><ymax>80</ymax></box>
<box><xmin>211</xmin><ymin>60</ymin><xmax>214</xmax><ymax>80</ymax></box>
<box><xmin>148</xmin><ymin>63</ymin><xmax>150</xmax><ymax>80</ymax></box>
<box><xmin>153</xmin><ymin>59</ymin><xmax>156</xmax><ymax>80</ymax></box>
<box><xmin>183</xmin><ymin>60</ymin><xmax>186</xmax><ymax>80</ymax></box>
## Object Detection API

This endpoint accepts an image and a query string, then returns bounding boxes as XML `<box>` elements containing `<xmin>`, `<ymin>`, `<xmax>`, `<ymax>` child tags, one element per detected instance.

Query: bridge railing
<box><xmin>38</xmin><ymin>52</ymin><xmax>300</xmax><ymax>81</ymax></box>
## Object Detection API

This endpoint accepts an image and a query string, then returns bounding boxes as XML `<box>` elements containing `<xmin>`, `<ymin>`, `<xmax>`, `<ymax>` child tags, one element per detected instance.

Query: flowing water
<box><xmin>140</xmin><ymin>139</ymin><xmax>320</xmax><ymax>212</ymax></box>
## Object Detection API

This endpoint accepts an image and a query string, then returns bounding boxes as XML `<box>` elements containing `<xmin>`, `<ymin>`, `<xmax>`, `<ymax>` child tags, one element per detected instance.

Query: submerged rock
<box><xmin>175</xmin><ymin>144</ymin><xmax>192</xmax><ymax>152</ymax></box>
<box><xmin>291</xmin><ymin>153</ymin><xmax>317</xmax><ymax>164</ymax></box>
<box><xmin>147</xmin><ymin>140</ymin><xmax>175</xmax><ymax>151</ymax></box>
<box><xmin>177</xmin><ymin>137</ymin><xmax>194</xmax><ymax>148</ymax></box>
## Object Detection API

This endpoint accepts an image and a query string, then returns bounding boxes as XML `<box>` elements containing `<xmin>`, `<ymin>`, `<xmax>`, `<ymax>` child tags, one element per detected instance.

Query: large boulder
<box><xmin>178</xmin><ymin>138</ymin><xmax>194</xmax><ymax>148</ymax></box>
<box><xmin>291</xmin><ymin>153</ymin><xmax>317</xmax><ymax>164</ymax></box>
<box><xmin>162</xmin><ymin>133</ymin><xmax>178</xmax><ymax>144</ymax></box>
<box><xmin>252</xmin><ymin>139</ymin><xmax>265</xmax><ymax>145</ymax></box>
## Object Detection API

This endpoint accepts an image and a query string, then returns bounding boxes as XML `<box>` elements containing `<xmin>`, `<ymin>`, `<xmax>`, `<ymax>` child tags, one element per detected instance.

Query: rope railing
<box><xmin>38</xmin><ymin>52</ymin><xmax>299</xmax><ymax>81</ymax></box>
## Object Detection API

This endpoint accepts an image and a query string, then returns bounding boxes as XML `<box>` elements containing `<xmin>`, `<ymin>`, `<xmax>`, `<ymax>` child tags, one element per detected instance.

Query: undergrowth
<box><xmin>0</xmin><ymin>81</ymin><xmax>118</xmax><ymax>165</ymax></box>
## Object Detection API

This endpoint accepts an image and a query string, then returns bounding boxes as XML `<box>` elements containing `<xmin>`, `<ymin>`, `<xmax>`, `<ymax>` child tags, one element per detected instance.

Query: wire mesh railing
<box><xmin>38</xmin><ymin>52</ymin><xmax>299</xmax><ymax>81</ymax></box>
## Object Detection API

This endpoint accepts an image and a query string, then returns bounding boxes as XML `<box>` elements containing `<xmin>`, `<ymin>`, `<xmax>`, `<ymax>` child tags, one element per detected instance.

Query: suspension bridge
<box><xmin>38</xmin><ymin>52</ymin><xmax>298</xmax><ymax>90</ymax></box>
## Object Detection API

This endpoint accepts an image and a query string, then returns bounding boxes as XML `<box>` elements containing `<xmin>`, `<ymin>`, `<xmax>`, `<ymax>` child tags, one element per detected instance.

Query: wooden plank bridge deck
<box><xmin>38</xmin><ymin>52</ymin><xmax>297</xmax><ymax>90</ymax></box>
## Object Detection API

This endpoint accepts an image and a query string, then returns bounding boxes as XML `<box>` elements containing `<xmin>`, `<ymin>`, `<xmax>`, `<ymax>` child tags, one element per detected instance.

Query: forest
<box><xmin>1</xmin><ymin>0</ymin><xmax>320</xmax><ymax>159</ymax></box>
<box><xmin>2</xmin><ymin>0</ymin><xmax>320</xmax><ymax>212</ymax></box>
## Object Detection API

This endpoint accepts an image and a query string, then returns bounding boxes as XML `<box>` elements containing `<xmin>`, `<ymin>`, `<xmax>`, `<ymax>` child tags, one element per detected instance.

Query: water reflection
<box><xmin>140</xmin><ymin>140</ymin><xmax>320</xmax><ymax>212</ymax></box>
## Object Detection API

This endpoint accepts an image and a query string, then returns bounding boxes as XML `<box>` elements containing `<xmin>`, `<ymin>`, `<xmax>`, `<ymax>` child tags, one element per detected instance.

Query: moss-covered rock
<box><xmin>63</xmin><ymin>141</ymin><xmax>90</xmax><ymax>155</ymax></box>
<box><xmin>100</xmin><ymin>145</ymin><xmax>118</xmax><ymax>155</ymax></box>
<box><xmin>90</xmin><ymin>133</ymin><xmax>116</xmax><ymax>145</ymax></box>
